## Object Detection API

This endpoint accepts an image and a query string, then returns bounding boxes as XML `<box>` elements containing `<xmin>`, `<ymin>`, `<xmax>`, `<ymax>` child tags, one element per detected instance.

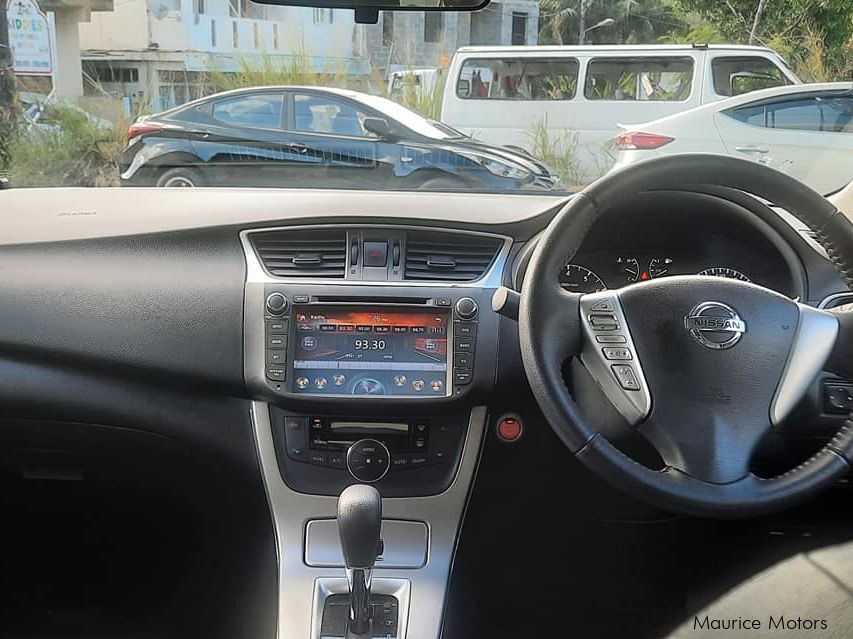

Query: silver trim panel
<box><xmin>250</xmin><ymin>401</ymin><xmax>487</xmax><ymax>639</ymax></box>
<box><xmin>578</xmin><ymin>291</ymin><xmax>652</xmax><ymax>425</ymax></box>
<box><xmin>305</xmin><ymin>519</ymin><xmax>428</xmax><ymax>569</ymax></box>
<box><xmin>771</xmin><ymin>304</ymin><xmax>839</xmax><ymax>425</ymax></box>
<box><xmin>240</xmin><ymin>224</ymin><xmax>513</xmax><ymax>289</ymax></box>
<box><xmin>818</xmin><ymin>292</ymin><xmax>853</xmax><ymax>309</ymax></box>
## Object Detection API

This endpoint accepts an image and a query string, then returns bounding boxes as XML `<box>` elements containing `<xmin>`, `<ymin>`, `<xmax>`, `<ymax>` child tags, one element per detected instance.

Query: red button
<box><xmin>497</xmin><ymin>417</ymin><xmax>523</xmax><ymax>442</ymax></box>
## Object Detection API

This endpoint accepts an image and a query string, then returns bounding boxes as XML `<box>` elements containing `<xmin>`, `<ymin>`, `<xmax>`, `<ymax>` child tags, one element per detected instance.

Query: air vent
<box><xmin>252</xmin><ymin>229</ymin><xmax>347</xmax><ymax>278</ymax></box>
<box><xmin>404</xmin><ymin>231</ymin><xmax>502</xmax><ymax>282</ymax></box>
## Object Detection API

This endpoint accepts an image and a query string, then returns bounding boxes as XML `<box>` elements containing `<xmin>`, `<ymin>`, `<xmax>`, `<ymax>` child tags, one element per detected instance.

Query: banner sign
<box><xmin>7</xmin><ymin>0</ymin><xmax>53</xmax><ymax>75</ymax></box>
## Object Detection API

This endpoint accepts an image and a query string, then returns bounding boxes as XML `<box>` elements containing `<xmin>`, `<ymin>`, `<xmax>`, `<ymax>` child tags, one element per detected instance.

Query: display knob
<box><xmin>266</xmin><ymin>293</ymin><xmax>288</xmax><ymax>315</ymax></box>
<box><xmin>346</xmin><ymin>439</ymin><xmax>391</xmax><ymax>483</ymax></box>
<box><xmin>455</xmin><ymin>297</ymin><xmax>479</xmax><ymax>320</ymax></box>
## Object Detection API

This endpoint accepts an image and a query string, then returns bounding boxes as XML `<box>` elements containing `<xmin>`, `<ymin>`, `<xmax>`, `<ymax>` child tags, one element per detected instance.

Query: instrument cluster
<box><xmin>559</xmin><ymin>252</ymin><xmax>751</xmax><ymax>293</ymax></box>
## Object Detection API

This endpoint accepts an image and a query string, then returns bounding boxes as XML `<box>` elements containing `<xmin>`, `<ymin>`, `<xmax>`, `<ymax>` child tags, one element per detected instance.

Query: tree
<box><xmin>540</xmin><ymin>0</ymin><xmax>689</xmax><ymax>46</ymax></box>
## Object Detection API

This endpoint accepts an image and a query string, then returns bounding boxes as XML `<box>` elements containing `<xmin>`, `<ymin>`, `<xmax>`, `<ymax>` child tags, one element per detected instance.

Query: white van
<box><xmin>441</xmin><ymin>44</ymin><xmax>800</xmax><ymax>182</ymax></box>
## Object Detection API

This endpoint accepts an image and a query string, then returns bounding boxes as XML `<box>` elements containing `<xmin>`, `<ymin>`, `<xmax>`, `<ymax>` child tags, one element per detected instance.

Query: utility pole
<box><xmin>0</xmin><ymin>0</ymin><xmax>18</xmax><ymax>165</ymax></box>
<box><xmin>578</xmin><ymin>0</ymin><xmax>586</xmax><ymax>44</ymax></box>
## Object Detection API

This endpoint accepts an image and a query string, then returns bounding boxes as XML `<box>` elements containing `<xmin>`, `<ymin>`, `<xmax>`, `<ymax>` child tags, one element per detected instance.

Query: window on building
<box><xmin>229</xmin><ymin>0</ymin><xmax>239</xmax><ymax>18</ymax></box>
<box><xmin>194</xmin><ymin>0</ymin><xmax>205</xmax><ymax>14</ymax></box>
<box><xmin>86</xmin><ymin>64</ymin><xmax>140</xmax><ymax>84</ymax></box>
<box><xmin>585</xmin><ymin>57</ymin><xmax>694</xmax><ymax>101</ymax></box>
<box><xmin>511</xmin><ymin>12</ymin><xmax>527</xmax><ymax>45</ymax></box>
<box><xmin>232</xmin><ymin>21</ymin><xmax>239</xmax><ymax>48</ymax></box>
<box><xmin>382</xmin><ymin>12</ymin><xmax>393</xmax><ymax>46</ymax></box>
<box><xmin>273</xmin><ymin>24</ymin><xmax>279</xmax><ymax>49</ymax></box>
<box><xmin>210</xmin><ymin>19</ymin><xmax>217</xmax><ymax>47</ymax></box>
<box><xmin>725</xmin><ymin>94</ymin><xmax>853</xmax><ymax>133</ymax></box>
<box><xmin>253</xmin><ymin>23</ymin><xmax>261</xmax><ymax>49</ymax></box>
<box><xmin>712</xmin><ymin>56</ymin><xmax>790</xmax><ymax>97</ymax></box>
<box><xmin>313</xmin><ymin>8</ymin><xmax>334</xmax><ymax>24</ymax></box>
<box><xmin>292</xmin><ymin>94</ymin><xmax>373</xmax><ymax>137</ymax></box>
<box><xmin>424</xmin><ymin>13</ymin><xmax>443</xmax><ymax>43</ymax></box>
<box><xmin>456</xmin><ymin>58</ymin><xmax>579</xmax><ymax>100</ymax></box>
<box><xmin>212</xmin><ymin>93</ymin><xmax>284</xmax><ymax>129</ymax></box>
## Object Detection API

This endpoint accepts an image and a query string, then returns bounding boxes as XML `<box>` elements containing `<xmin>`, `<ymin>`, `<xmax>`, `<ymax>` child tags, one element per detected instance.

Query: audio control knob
<box><xmin>455</xmin><ymin>297</ymin><xmax>479</xmax><ymax>320</ymax></box>
<box><xmin>266</xmin><ymin>293</ymin><xmax>288</xmax><ymax>315</ymax></box>
<box><xmin>346</xmin><ymin>439</ymin><xmax>390</xmax><ymax>483</ymax></box>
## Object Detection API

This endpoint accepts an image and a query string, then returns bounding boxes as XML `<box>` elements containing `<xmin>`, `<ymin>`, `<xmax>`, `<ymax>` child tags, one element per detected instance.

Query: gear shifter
<box><xmin>337</xmin><ymin>484</ymin><xmax>383</xmax><ymax>636</ymax></box>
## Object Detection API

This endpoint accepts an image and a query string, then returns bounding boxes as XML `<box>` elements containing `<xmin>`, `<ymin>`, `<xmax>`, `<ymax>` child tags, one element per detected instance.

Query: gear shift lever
<box><xmin>337</xmin><ymin>484</ymin><xmax>383</xmax><ymax>636</ymax></box>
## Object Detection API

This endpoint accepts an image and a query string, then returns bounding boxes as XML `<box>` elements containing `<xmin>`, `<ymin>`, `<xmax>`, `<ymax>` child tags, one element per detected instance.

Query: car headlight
<box><xmin>460</xmin><ymin>153</ymin><xmax>531</xmax><ymax>180</ymax></box>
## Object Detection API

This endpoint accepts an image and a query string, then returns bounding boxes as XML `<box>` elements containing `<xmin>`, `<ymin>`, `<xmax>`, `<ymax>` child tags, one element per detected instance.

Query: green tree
<box><xmin>540</xmin><ymin>0</ymin><xmax>689</xmax><ymax>46</ymax></box>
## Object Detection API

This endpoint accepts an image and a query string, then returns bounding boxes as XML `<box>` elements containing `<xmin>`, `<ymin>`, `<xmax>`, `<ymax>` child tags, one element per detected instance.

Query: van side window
<box><xmin>456</xmin><ymin>58</ymin><xmax>579</xmax><ymax>100</ymax></box>
<box><xmin>711</xmin><ymin>57</ymin><xmax>790</xmax><ymax>97</ymax></box>
<box><xmin>584</xmin><ymin>57</ymin><xmax>693</xmax><ymax>102</ymax></box>
<box><xmin>725</xmin><ymin>95</ymin><xmax>853</xmax><ymax>133</ymax></box>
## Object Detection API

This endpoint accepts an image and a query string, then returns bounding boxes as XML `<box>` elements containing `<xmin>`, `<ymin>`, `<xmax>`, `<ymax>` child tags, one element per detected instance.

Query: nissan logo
<box><xmin>684</xmin><ymin>302</ymin><xmax>747</xmax><ymax>350</ymax></box>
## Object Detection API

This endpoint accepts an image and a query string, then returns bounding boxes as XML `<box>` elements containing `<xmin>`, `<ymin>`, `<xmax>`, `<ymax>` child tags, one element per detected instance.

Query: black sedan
<box><xmin>119</xmin><ymin>86</ymin><xmax>560</xmax><ymax>191</ymax></box>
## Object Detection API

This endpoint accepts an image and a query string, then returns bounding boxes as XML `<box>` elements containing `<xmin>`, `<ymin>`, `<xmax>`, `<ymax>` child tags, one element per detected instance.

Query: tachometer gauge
<box><xmin>698</xmin><ymin>267</ymin><xmax>751</xmax><ymax>282</ymax></box>
<box><xmin>560</xmin><ymin>264</ymin><xmax>607</xmax><ymax>293</ymax></box>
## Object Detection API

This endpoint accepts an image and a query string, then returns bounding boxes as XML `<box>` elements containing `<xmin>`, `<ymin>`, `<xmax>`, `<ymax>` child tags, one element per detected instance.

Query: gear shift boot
<box><xmin>320</xmin><ymin>593</ymin><xmax>399</xmax><ymax>638</ymax></box>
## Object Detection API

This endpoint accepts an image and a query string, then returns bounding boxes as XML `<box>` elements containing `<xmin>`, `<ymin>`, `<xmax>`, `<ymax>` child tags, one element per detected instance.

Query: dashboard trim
<box><xmin>240</xmin><ymin>224</ymin><xmax>513</xmax><ymax>290</ymax></box>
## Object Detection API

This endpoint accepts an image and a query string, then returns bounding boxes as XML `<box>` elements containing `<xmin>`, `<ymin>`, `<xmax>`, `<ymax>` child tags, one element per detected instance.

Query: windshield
<box><xmin>1</xmin><ymin>2</ymin><xmax>852</xmax><ymax>195</ymax></box>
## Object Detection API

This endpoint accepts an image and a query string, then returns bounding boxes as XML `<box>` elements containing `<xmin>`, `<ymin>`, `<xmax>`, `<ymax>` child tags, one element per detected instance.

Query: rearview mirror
<box><xmin>363</xmin><ymin>117</ymin><xmax>398</xmax><ymax>141</ymax></box>
<box><xmin>251</xmin><ymin>0</ymin><xmax>488</xmax><ymax>24</ymax></box>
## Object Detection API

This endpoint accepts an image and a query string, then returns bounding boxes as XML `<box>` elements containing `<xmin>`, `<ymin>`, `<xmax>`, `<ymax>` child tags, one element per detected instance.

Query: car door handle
<box><xmin>735</xmin><ymin>145</ymin><xmax>769</xmax><ymax>154</ymax></box>
<box><xmin>289</xmin><ymin>143</ymin><xmax>309</xmax><ymax>154</ymax></box>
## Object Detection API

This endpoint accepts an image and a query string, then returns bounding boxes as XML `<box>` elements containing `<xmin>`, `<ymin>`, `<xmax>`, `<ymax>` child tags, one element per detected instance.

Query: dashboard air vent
<box><xmin>252</xmin><ymin>229</ymin><xmax>347</xmax><ymax>278</ymax></box>
<box><xmin>404</xmin><ymin>231</ymin><xmax>503</xmax><ymax>282</ymax></box>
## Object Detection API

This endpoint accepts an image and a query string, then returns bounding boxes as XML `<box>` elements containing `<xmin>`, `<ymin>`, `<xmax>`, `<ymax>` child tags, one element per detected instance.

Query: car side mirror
<box><xmin>363</xmin><ymin>117</ymin><xmax>398</xmax><ymax>141</ymax></box>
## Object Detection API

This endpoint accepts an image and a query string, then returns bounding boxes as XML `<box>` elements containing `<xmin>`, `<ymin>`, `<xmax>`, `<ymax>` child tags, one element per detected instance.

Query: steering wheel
<box><xmin>519</xmin><ymin>154</ymin><xmax>853</xmax><ymax>518</ymax></box>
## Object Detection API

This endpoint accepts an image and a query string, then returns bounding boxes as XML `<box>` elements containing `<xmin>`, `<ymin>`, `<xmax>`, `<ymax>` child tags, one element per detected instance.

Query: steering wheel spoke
<box><xmin>578</xmin><ymin>290</ymin><xmax>651</xmax><ymax>425</ymax></box>
<box><xmin>826</xmin><ymin>302</ymin><xmax>853</xmax><ymax>379</ymax></box>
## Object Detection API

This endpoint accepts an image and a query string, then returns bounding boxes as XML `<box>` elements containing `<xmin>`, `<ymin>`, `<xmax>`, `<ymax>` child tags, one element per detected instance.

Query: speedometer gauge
<box><xmin>560</xmin><ymin>264</ymin><xmax>607</xmax><ymax>293</ymax></box>
<box><xmin>698</xmin><ymin>267</ymin><xmax>751</xmax><ymax>282</ymax></box>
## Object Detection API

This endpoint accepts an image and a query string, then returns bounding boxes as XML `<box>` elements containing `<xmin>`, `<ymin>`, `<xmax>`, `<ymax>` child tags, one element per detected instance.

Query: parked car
<box><xmin>119</xmin><ymin>86</ymin><xmax>560</xmax><ymax>191</ymax></box>
<box><xmin>612</xmin><ymin>82</ymin><xmax>853</xmax><ymax>194</ymax></box>
<box><xmin>441</xmin><ymin>44</ymin><xmax>799</xmax><ymax>182</ymax></box>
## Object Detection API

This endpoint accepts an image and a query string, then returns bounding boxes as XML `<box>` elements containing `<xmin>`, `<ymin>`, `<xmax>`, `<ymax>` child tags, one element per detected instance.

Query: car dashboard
<box><xmin>0</xmin><ymin>185</ymin><xmax>850</xmax><ymax>639</ymax></box>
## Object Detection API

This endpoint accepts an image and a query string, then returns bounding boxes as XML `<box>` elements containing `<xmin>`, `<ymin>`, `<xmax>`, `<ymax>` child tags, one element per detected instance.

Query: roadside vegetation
<box><xmin>3</xmin><ymin>0</ymin><xmax>853</xmax><ymax>187</ymax></box>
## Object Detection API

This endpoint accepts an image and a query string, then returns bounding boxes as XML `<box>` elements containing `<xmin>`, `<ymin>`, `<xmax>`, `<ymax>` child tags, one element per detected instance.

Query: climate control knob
<box><xmin>455</xmin><ymin>297</ymin><xmax>479</xmax><ymax>320</ymax></box>
<box><xmin>346</xmin><ymin>439</ymin><xmax>391</xmax><ymax>483</ymax></box>
<box><xmin>266</xmin><ymin>293</ymin><xmax>288</xmax><ymax>315</ymax></box>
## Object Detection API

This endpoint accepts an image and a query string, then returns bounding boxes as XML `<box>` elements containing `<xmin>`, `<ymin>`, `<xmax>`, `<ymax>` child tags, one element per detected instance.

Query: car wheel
<box><xmin>155</xmin><ymin>167</ymin><xmax>204</xmax><ymax>188</ymax></box>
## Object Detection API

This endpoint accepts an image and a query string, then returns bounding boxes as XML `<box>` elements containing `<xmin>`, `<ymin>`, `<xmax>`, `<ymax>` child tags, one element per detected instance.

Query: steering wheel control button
<box><xmin>589</xmin><ymin>314</ymin><xmax>620</xmax><ymax>331</ymax></box>
<box><xmin>602</xmin><ymin>347</ymin><xmax>633</xmax><ymax>361</ymax></box>
<box><xmin>265</xmin><ymin>292</ymin><xmax>288</xmax><ymax>315</ymax></box>
<box><xmin>497</xmin><ymin>416</ymin><xmax>524</xmax><ymax>442</ymax></box>
<box><xmin>612</xmin><ymin>365</ymin><xmax>641</xmax><ymax>391</ymax></box>
<box><xmin>455</xmin><ymin>297</ymin><xmax>479</xmax><ymax>320</ymax></box>
<box><xmin>595</xmin><ymin>335</ymin><xmax>626</xmax><ymax>344</ymax></box>
<box><xmin>346</xmin><ymin>439</ymin><xmax>390</xmax><ymax>483</ymax></box>
<box><xmin>684</xmin><ymin>301</ymin><xmax>747</xmax><ymax>350</ymax></box>
<box><xmin>589</xmin><ymin>299</ymin><xmax>615</xmax><ymax>312</ymax></box>
<box><xmin>824</xmin><ymin>381</ymin><xmax>853</xmax><ymax>414</ymax></box>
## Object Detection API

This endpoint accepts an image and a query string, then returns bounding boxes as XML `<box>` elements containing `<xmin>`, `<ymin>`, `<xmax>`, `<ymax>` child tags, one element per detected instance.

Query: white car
<box><xmin>613</xmin><ymin>82</ymin><xmax>853</xmax><ymax>194</ymax></box>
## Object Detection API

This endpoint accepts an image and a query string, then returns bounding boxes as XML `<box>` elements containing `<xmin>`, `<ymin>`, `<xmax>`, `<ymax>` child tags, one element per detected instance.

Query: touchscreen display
<box><xmin>291</xmin><ymin>306</ymin><xmax>450</xmax><ymax>396</ymax></box>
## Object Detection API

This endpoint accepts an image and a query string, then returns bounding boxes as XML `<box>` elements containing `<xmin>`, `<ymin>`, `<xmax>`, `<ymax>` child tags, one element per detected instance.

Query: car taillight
<box><xmin>127</xmin><ymin>122</ymin><xmax>163</xmax><ymax>140</ymax></box>
<box><xmin>615</xmin><ymin>131</ymin><xmax>674</xmax><ymax>151</ymax></box>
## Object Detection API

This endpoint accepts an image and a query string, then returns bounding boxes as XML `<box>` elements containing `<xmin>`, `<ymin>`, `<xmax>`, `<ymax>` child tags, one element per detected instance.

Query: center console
<box><xmin>241</xmin><ymin>224</ymin><xmax>509</xmax><ymax>639</ymax></box>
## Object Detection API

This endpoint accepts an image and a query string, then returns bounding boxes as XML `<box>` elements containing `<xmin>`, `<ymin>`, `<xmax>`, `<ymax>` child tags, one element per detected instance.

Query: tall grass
<box><xmin>526</xmin><ymin>116</ymin><xmax>581</xmax><ymax>187</ymax></box>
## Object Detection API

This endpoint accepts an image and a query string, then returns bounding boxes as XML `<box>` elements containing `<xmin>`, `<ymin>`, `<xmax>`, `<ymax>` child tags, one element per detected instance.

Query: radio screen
<box><xmin>291</xmin><ymin>305</ymin><xmax>450</xmax><ymax>397</ymax></box>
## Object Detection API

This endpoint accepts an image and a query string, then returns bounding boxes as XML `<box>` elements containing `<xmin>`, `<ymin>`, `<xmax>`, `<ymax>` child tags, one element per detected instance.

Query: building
<box><xmin>364</xmin><ymin>0</ymin><xmax>539</xmax><ymax>77</ymax></box>
<box><xmin>78</xmin><ymin>0</ymin><xmax>368</xmax><ymax>111</ymax></box>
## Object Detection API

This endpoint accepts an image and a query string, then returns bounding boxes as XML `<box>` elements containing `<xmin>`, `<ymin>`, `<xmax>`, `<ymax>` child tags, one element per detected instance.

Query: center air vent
<box><xmin>252</xmin><ymin>229</ymin><xmax>347</xmax><ymax>278</ymax></box>
<box><xmin>404</xmin><ymin>231</ymin><xmax>503</xmax><ymax>282</ymax></box>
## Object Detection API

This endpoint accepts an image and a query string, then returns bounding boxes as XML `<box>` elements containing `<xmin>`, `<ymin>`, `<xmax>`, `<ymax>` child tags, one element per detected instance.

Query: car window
<box><xmin>455</xmin><ymin>58</ymin><xmax>579</xmax><ymax>100</ymax></box>
<box><xmin>711</xmin><ymin>56</ymin><xmax>790</xmax><ymax>97</ymax></box>
<box><xmin>293</xmin><ymin>94</ymin><xmax>373</xmax><ymax>137</ymax></box>
<box><xmin>585</xmin><ymin>57</ymin><xmax>694</xmax><ymax>102</ymax></box>
<box><xmin>211</xmin><ymin>94</ymin><xmax>283</xmax><ymax>128</ymax></box>
<box><xmin>725</xmin><ymin>94</ymin><xmax>853</xmax><ymax>133</ymax></box>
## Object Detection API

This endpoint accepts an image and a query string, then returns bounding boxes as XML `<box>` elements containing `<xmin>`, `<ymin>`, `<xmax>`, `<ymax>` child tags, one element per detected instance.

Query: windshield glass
<box><xmin>1</xmin><ymin>1</ymin><xmax>852</xmax><ymax>195</ymax></box>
